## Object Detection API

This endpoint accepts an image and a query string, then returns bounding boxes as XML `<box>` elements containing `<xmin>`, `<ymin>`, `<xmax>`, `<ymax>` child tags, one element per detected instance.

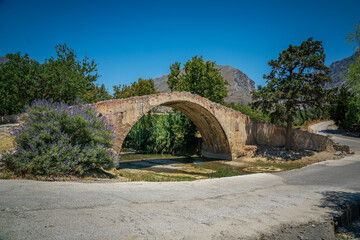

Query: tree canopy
<box><xmin>167</xmin><ymin>56</ymin><xmax>229</xmax><ymax>104</ymax></box>
<box><xmin>40</xmin><ymin>44</ymin><xmax>100</xmax><ymax>104</ymax></box>
<box><xmin>113</xmin><ymin>78</ymin><xmax>158</xmax><ymax>99</ymax></box>
<box><xmin>0</xmin><ymin>44</ymin><xmax>103</xmax><ymax>115</ymax></box>
<box><xmin>0</xmin><ymin>53</ymin><xmax>42</xmax><ymax>115</ymax></box>
<box><xmin>346</xmin><ymin>20</ymin><xmax>360</xmax><ymax>96</ymax></box>
<box><xmin>252</xmin><ymin>38</ymin><xmax>332</xmax><ymax>149</ymax></box>
<box><xmin>82</xmin><ymin>83</ymin><xmax>113</xmax><ymax>103</ymax></box>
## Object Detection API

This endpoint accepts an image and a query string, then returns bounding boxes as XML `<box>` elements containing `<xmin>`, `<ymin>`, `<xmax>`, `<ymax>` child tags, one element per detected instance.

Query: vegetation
<box><xmin>113</xmin><ymin>78</ymin><xmax>158</xmax><ymax>99</ymax></box>
<box><xmin>330</xmin><ymin>21</ymin><xmax>360</xmax><ymax>132</ymax></box>
<box><xmin>252</xmin><ymin>38</ymin><xmax>333</xmax><ymax>149</ymax></box>
<box><xmin>123</xmin><ymin>113</ymin><xmax>199</xmax><ymax>154</ymax></box>
<box><xmin>225</xmin><ymin>102</ymin><xmax>270</xmax><ymax>122</ymax></box>
<box><xmin>0</xmin><ymin>44</ymin><xmax>109</xmax><ymax>116</ymax></box>
<box><xmin>0</xmin><ymin>53</ymin><xmax>42</xmax><ymax>115</ymax></box>
<box><xmin>82</xmin><ymin>83</ymin><xmax>113</xmax><ymax>103</ymax></box>
<box><xmin>2</xmin><ymin>100</ymin><xmax>118</xmax><ymax>176</ymax></box>
<box><xmin>346</xmin><ymin>21</ymin><xmax>360</xmax><ymax>97</ymax></box>
<box><xmin>123</xmin><ymin>56</ymin><xmax>230</xmax><ymax>155</ymax></box>
<box><xmin>166</xmin><ymin>56</ymin><xmax>229</xmax><ymax>152</ymax></box>
<box><xmin>167</xmin><ymin>55</ymin><xmax>228</xmax><ymax>104</ymax></box>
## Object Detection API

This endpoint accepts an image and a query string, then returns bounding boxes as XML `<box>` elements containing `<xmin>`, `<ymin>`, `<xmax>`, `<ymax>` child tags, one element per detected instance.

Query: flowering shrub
<box><xmin>3</xmin><ymin>99</ymin><xmax>118</xmax><ymax>176</ymax></box>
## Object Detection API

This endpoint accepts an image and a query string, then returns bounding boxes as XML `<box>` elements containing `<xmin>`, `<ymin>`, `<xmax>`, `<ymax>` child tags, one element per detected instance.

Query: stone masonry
<box><xmin>94</xmin><ymin>92</ymin><xmax>335</xmax><ymax>160</ymax></box>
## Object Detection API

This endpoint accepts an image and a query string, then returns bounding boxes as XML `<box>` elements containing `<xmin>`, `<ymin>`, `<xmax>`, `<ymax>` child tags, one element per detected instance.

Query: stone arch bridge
<box><xmin>94</xmin><ymin>92</ymin><xmax>333</xmax><ymax>160</ymax></box>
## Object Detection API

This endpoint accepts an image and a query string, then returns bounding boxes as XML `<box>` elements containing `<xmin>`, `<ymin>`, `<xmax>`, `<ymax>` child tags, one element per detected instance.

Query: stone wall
<box><xmin>0</xmin><ymin>114</ymin><xmax>22</xmax><ymax>124</ymax></box>
<box><xmin>253</xmin><ymin>121</ymin><xmax>334</xmax><ymax>151</ymax></box>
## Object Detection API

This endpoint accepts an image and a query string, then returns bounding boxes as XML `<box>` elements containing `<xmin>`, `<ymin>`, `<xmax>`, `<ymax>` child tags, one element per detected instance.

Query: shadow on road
<box><xmin>319</xmin><ymin>191</ymin><xmax>360</xmax><ymax>236</ymax></box>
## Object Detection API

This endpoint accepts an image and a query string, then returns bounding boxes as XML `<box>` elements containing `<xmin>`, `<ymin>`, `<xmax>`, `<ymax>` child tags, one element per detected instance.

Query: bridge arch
<box><xmin>94</xmin><ymin>92</ymin><xmax>246</xmax><ymax>160</ymax></box>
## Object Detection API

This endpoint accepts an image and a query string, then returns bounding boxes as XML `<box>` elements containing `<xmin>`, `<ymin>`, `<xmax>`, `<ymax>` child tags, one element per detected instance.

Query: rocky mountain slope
<box><xmin>153</xmin><ymin>64</ymin><xmax>256</xmax><ymax>105</ymax></box>
<box><xmin>0</xmin><ymin>56</ymin><xmax>9</xmax><ymax>64</ymax></box>
<box><xmin>326</xmin><ymin>50</ymin><xmax>359</xmax><ymax>89</ymax></box>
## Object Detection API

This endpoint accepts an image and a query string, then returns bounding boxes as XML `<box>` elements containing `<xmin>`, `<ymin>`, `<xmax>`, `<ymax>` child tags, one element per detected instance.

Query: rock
<box><xmin>326</xmin><ymin>50</ymin><xmax>360</xmax><ymax>89</ymax></box>
<box><xmin>337</xmin><ymin>227</ymin><xmax>348</xmax><ymax>233</ymax></box>
<box><xmin>335</xmin><ymin>151</ymin><xmax>342</xmax><ymax>156</ymax></box>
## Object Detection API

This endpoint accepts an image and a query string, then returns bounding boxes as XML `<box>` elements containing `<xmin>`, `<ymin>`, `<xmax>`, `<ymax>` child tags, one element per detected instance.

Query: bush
<box><xmin>2</xmin><ymin>99</ymin><xmax>118</xmax><ymax>176</ymax></box>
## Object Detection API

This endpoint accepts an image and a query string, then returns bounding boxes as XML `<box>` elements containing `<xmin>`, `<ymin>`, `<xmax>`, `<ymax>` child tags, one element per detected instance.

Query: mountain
<box><xmin>0</xmin><ymin>56</ymin><xmax>38</xmax><ymax>65</ymax></box>
<box><xmin>0</xmin><ymin>56</ymin><xmax>9</xmax><ymax>64</ymax></box>
<box><xmin>326</xmin><ymin>50</ymin><xmax>359</xmax><ymax>89</ymax></box>
<box><xmin>153</xmin><ymin>64</ymin><xmax>256</xmax><ymax>105</ymax></box>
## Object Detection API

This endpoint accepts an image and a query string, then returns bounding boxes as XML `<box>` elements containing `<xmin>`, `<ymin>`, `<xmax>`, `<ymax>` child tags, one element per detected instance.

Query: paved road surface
<box><xmin>0</xmin><ymin>121</ymin><xmax>359</xmax><ymax>240</ymax></box>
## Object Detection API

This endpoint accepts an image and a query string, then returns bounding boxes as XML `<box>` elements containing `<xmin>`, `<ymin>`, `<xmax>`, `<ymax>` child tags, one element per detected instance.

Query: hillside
<box><xmin>0</xmin><ymin>56</ymin><xmax>9</xmax><ymax>64</ymax></box>
<box><xmin>326</xmin><ymin>50</ymin><xmax>359</xmax><ymax>89</ymax></box>
<box><xmin>153</xmin><ymin>64</ymin><xmax>256</xmax><ymax>105</ymax></box>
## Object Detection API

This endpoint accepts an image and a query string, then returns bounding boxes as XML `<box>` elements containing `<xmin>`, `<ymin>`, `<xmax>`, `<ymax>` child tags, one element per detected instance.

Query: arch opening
<box><xmin>119</xmin><ymin>99</ymin><xmax>232</xmax><ymax>160</ymax></box>
<box><xmin>161</xmin><ymin>101</ymin><xmax>232</xmax><ymax>160</ymax></box>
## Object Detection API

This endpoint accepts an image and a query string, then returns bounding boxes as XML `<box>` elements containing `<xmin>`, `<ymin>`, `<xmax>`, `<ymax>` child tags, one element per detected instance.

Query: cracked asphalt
<box><xmin>0</xmin><ymin>121</ymin><xmax>359</xmax><ymax>240</ymax></box>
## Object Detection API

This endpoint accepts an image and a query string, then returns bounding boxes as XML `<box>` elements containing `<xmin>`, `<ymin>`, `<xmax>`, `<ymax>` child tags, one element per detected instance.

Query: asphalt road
<box><xmin>0</xmin><ymin>121</ymin><xmax>359</xmax><ymax>240</ymax></box>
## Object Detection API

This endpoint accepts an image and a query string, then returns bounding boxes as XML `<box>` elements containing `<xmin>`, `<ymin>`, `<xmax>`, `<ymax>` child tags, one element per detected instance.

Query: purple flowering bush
<box><xmin>3</xmin><ymin>99</ymin><xmax>118</xmax><ymax>176</ymax></box>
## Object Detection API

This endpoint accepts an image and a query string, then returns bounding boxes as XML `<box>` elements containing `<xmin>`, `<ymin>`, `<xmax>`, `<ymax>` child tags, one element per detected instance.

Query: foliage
<box><xmin>225</xmin><ymin>102</ymin><xmax>269</xmax><ymax>122</ymax></box>
<box><xmin>0</xmin><ymin>44</ymin><xmax>102</xmax><ymax>116</ymax></box>
<box><xmin>82</xmin><ymin>83</ymin><xmax>113</xmax><ymax>103</ymax></box>
<box><xmin>123</xmin><ymin>112</ymin><xmax>198</xmax><ymax>154</ymax></box>
<box><xmin>113</xmin><ymin>78</ymin><xmax>158</xmax><ymax>99</ymax></box>
<box><xmin>2</xmin><ymin>100</ymin><xmax>118</xmax><ymax>176</ymax></box>
<box><xmin>0</xmin><ymin>53</ymin><xmax>42</xmax><ymax>115</ymax></box>
<box><xmin>165</xmin><ymin>56</ymin><xmax>229</xmax><ymax>152</ymax></box>
<box><xmin>123</xmin><ymin>113</ymin><xmax>155</xmax><ymax>151</ymax></box>
<box><xmin>252</xmin><ymin>38</ymin><xmax>333</xmax><ymax>149</ymax></box>
<box><xmin>346</xmin><ymin>57</ymin><xmax>360</xmax><ymax>96</ymax></box>
<box><xmin>167</xmin><ymin>56</ymin><xmax>229</xmax><ymax>104</ymax></box>
<box><xmin>345</xmin><ymin>21</ymin><xmax>360</xmax><ymax>97</ymax></box>
<box><xmin>330</xmin><ymin>21</ymin><xmax>360</xmax><ymax>132</ymax></box>
<box><xmin>331</xmin><ymin>83</ymin><xmax>360</xmax><ymax>130</ymax></box>
<box><xmin>346</xmin><ymin>20</ymin><xmax>360</xmax><ymax>51</ymax></box>
<box><xmin>40</xmin><ymin>44</ymin><xmax>100</xmax><ymax>104</ymax></box>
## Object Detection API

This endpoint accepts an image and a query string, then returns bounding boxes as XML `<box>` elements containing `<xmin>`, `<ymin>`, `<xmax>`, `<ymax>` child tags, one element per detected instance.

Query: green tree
<box><xmin>0</xmin><ymin>44</ymin><xmax>101</xmax><ymax>115</ymax></box>
<box><xmin>167</xmin><ymin>56</ymin><xmax>229</xmax><ymax>104</ymax></box>
<box><xmin>225</xmin><ymin>102</ymin><xmax>269</xmax><ymax>122</ymax></box>
<box><xmin>117</xmin><ymin>78</ymin><xmax>159</xmax><ymax>152</ymax></box>
<box><xmin>346</xmin><ymin>21</ymin><xmax>360</xmax><ymax>96</ymax></box>
<box><xmin>0</xmin><ymin>53</ymin><xmax>42</xmax><ymax>115</ymax></box>
<box><xmin>252</xmin><ymin>38</ymin><xmax>332</xmax><ymax>149</ymax></box>
<box><xmin>331</xmin><ymin>20</ymin><xmax>360</xmax><ymax>132</ymax></box>
<box><xmin>166</xmin><ymin>56</ymin><xmax>229</xmax><ymax>153</ymax></box>
<box><xmin>41</xmin><ymin>43</ymin><xmax>100</xmax><ymax>104</ymax></box>
<box><xmin>82</xmin><ymin>83</ymin><xmax>112</xmax><ymax>103</ymax></box>
<box><xmin>113</xmin><ymin>78</ymin><xmax>158</xmax><ymax>99</ymax></box>
<box><xmin>331</xmin><ymin>85</ymin><xmax>354</xmax><ymax>127</ymax></box>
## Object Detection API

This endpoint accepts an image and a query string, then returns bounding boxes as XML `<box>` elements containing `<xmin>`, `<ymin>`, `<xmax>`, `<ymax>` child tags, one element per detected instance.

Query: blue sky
<box><xmin>0</xmin><ymin>0</ymin><xmax>359</xmax><ymax>92</ymax></box>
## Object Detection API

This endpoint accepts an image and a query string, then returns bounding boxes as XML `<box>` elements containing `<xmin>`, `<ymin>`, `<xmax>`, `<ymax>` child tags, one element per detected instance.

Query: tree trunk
<box><xmin>285</xmin><ymin>114</ymin><xmax>293</xmax><ymax>150</ymax></box>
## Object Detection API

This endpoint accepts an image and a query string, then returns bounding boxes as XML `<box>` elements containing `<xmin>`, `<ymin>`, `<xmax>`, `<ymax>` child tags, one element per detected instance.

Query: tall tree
<box><xmin>252</xmin><ymin>38</ymin><xmax>332</xmax><ymax>149</ymax></box>
<box><xmin>82</xmin><ymin>83</ymin><xmax>112</xmax><ymax>103</ymax></box>
<box><xmin>0</xmin><ymin>44</ymin><xmax>101</xmax><ymax>115</ymax></box>
<box><xmin>41</xmin><ymin>43</ymin><xmax>100</xmax><ymax>104</ymax></box>
<box><xmin>166</xmin><ymin>56</ymin><xmax>229</xmax><ymax>152</ymax></box>
<box><xmin>113</xmin><ymin>78</ymin><xmax>158</xmax><ymax>99</ymax></box>
<box><xmin>167</xmin><ymin>56</ymin><xmax>229</xmax><ymax>104</ymax></box>
<box><xmin>0</xmin><ymin>53</ymin><xmax>42</xmax><ymax>115</ymax></box>
<box><xmin>346</xmin><ymin>20</ymin><xmax>360</xmax><ymax>96</ymax></box>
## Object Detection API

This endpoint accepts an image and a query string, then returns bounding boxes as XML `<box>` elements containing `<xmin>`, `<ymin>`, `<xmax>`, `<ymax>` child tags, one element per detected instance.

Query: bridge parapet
<box><xmin>95</xmin><ymin>92</ymin><xmax>334</xmax><ymax>160</ymax></box>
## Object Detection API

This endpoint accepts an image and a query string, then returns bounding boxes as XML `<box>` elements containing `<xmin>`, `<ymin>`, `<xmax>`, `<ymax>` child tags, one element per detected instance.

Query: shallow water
<box><xmin>118</xmin><ymin>154</ymin><xmax>252</xmax><ymax>177</ymax></box>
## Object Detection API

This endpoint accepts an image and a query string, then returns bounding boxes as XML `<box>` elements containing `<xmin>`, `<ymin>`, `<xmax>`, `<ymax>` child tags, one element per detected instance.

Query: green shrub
<box><xmin>2</xmin><ymin>99</ymin><xmax>118</xmax><ymax>176</ymax></box>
